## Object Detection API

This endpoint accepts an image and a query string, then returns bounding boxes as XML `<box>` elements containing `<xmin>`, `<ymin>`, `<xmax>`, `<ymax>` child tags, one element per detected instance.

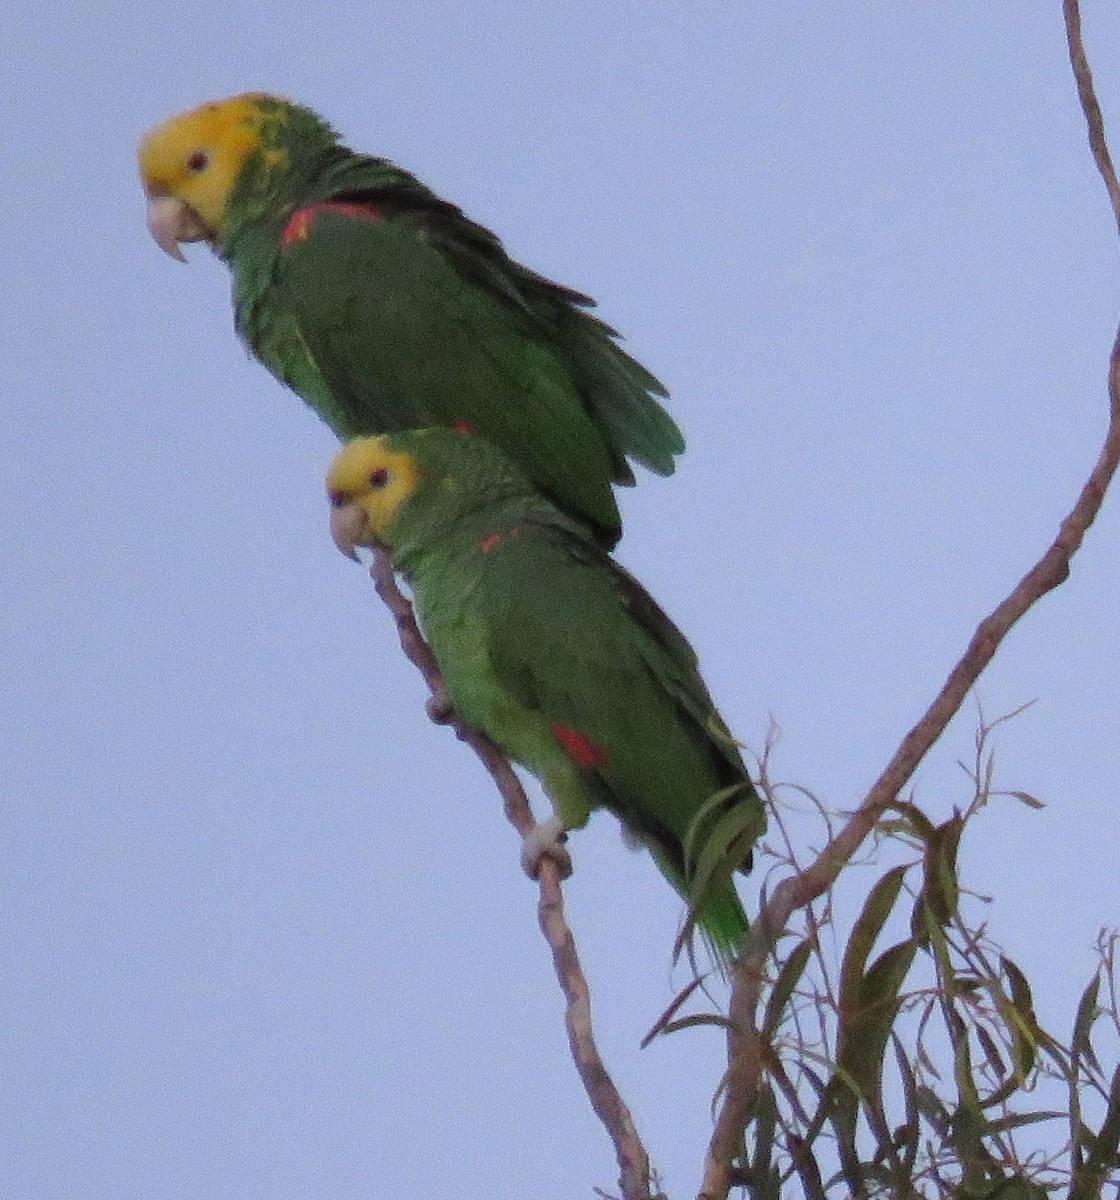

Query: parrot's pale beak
<box><xmin>145</xmin><ymin>193</ymin><xmax>210</xmax><ymax>262</ymax></box>
<box><xmin>329</xmin><ymin>502</ymin><xmax>372</xmax><ymax>561</ymax></box>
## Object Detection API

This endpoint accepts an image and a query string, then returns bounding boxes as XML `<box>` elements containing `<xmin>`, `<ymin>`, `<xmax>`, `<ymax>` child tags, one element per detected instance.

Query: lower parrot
<box><xmin>326</xmin><ymin>428</ymin><xmax>765</xmax><ymax>970</ymax></box>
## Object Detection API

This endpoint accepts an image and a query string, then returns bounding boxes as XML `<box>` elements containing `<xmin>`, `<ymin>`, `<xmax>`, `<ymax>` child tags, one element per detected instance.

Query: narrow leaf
<box><xmin>762</xmin><ymin>937</ymin><xmax>813</xmax><ymax>1038</ymax></box>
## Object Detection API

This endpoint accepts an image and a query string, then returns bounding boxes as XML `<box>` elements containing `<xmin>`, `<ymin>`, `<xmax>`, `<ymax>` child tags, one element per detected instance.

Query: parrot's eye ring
<box><xmin>368</xmin><ymin>468</ymin><xmax>390</xmax><ymax>489</ymax></box>
<box><xmin>186</xmin><ymin>150</ymin><xmax>210</xmax><ymax>173</ymax></box>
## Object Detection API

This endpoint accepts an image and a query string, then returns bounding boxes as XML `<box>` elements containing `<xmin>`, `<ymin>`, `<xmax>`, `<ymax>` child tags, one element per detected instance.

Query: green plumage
<box><xmin>353</xmin><ymin>429</ymin><xmax>764</xmax><ymax>970</ymax></box>
<box><xmin>226</xmin><ymin>98</ymin><xmax>683</xmax><ymax>547</ymax></box>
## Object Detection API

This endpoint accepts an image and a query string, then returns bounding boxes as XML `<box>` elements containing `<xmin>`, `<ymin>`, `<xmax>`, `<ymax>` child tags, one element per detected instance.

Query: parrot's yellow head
<box><xmin>138</xmin><ymin>93</ymin><xmax>290</xmax><ymax>258</ymax></box>
<box><xmin>326</xmin><ymin>436</ymin><xmax>421</xmax><ymax>558</ymax></box>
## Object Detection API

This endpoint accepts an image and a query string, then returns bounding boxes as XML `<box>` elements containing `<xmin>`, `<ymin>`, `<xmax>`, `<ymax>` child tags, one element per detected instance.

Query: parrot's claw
<box><xmin>425</xmin><ymin>693</ymin><xmax>455</xmax><ymax>724</ymax></box>
<box><xmin>520</xmin><ymin>817</ymin><xmax>573</xmax><ymax>880</ymax></box>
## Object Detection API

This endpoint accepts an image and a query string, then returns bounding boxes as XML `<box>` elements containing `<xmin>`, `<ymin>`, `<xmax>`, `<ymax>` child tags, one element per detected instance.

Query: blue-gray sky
<box><xmin>4</xmin><ymin>4</ymin><xmax>1120</xmax><ymax>1197</ymax></box>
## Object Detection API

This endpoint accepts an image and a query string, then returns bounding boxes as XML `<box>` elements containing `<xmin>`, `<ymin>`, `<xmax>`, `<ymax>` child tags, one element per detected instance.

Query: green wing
<box><xmin>467</xmin><ymin>522</ymin><xmax>764</xmax><ymax>963</ymax></box>
<box><xmin>236</xmin><ymin>161</ymin><xmax>683</xmax><ymax>544</ymax></box>
<box><xmin>486</xmin><ymin>526</ymin><xmax>752</xmax><ymax>837</ymax></box>
<box><xmin>274</xmin><ymin>212</ymin><xmax>624</xmax><ymax>539</ymax></box>
<box><xmin>304</xmin><ymin>152</ymin><xmax>684</xmax><ymax>478</ymax></box>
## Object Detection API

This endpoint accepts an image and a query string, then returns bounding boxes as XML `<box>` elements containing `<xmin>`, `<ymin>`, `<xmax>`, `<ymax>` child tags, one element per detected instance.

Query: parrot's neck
<box><xmin>392</xmin><ymin>505</ymin><xmax>516</xmax><ymax>575</ymax></box>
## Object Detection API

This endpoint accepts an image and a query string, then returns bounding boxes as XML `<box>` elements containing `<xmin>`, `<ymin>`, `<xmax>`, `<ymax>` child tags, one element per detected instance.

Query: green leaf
<box><xmin>830</xmin><ymin>866</ymin><xmax>917</xmax><ymax>1162</ymax></box>
<box><xmin>838</xmin><ymin>864</ymin><xmax>909</xmax><ymax>1008</ymax></box>
<box><xmin>797</xmin><ymin>864</ymin><xmax>918</xmax><ymax>1182</ymax></box>
<box><xmin>974</xmin><ymin>1024</ymin><xmax>1007</xmax><ymax>1083</ymax></box>
<box><xmin>958</xmin><ymin>1176</ymin><xmax>1050</xmax><ymax>1200</ymax></box>
<box><xmin>919</xmin><ymin>813</ymin><xmax>964</xmax><ymax>928</ymax></box>
<box><xmin>1072</xmin><ymin>1063</ymin><xmax>1120</xmax><ymax>1200</ymax></box>
<box><xmin>640</xmin><ymin>976</ymin><xmax>705</xmax><ymax>1047</ymax></box>
<box><xmin>655</xmin><ymin>1013</ymin><xmax>734</xmax><ymax>1038</ymax></box>
<box><xmin>762</xmin><ymin>938</ymin><xmax>813</xmax><ymax>1038</ymax></box>
<box><xmin>1072</xmin><ymin>972</ymin><xmax>1102</xmax><ymax>1075</ymax></box>
<box><xmin>983</xmin><ymin>1109</ymin><xmax>1066</xmax><ymax>1134</ymax></box>
<box><xmin>839</xmin><ymin>937</ymin><xmax>918</xmax><ymax>1093</ymax></box>
<box><xmin>745</xmin><ymin>1083</ymin><xmax>782</xmax><ymax>1200</ymax></box>
<box><xmin>914</xmin><ymin>1084</ymin><xmax>951</xmax><ymax>1136</ymax></box>
<box><xmin>998</xmin><ymin>955</ymin><xmax>1040</xmax><ymax>1080</ymax></box>
<box><xmin>884</xmin><ymin>799</ymin><xmax>938</xmax><ymax>842</ymax></box>
<box><xmin>892</xmin><ymin>1033</ymin><xmax>921</xmax><ymax>1175</ymax></box>
<box><xmin>1004</xmin><ymin>790</ymin><xmax>1045</xmax><ymax>810</ymax></box>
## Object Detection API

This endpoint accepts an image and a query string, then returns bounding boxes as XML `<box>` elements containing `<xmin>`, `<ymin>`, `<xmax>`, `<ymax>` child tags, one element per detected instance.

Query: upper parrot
<box><xmin>326</xmin><ymin>428</ymin><xmax>764</xmax><ymax>970</ymax></box>
<box><xmin>138</xmin><ymin>93</ymin><xmax>684</xmax><ymax>547</ymax></box>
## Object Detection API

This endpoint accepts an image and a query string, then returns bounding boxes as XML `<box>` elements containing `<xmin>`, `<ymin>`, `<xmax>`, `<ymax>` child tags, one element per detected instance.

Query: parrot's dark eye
<box><xmin>368</xmin><ymin>468</ymin><xmax>390</xmax><ymax>489</ymax></box>
<box><xmin>186</xmin><ymin>150</ymin><xmax>210</xmax><ymax>173</ymax></box>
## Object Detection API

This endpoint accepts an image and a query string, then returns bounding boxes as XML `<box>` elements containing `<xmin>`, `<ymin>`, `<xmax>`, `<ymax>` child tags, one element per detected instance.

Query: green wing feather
<box><xmin>408</xmin><ymin>507</ymin><xmax>763</xmax><ymax>967</ymax></box>
<box><xmin>302</xmin><ymin>150</ymin><xmax>682</xmax><ymax>474</ymax></box>
<box><xmin>230</xmin><ymin>139</ymin><xmax>684</xmax><ymax>545</ymax></box>
<box><xmin>486</xmin><ymin>526</ymin><xmax>757</xmax><ymax>842</ymax></box>
<box><xmin>273</xmin><ymin>213</ymin><xmax>625</xmax><ymax>539</ymax></box>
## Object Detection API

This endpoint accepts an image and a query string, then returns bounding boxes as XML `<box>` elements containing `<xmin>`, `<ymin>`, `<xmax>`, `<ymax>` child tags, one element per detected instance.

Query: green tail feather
<box><xmin>648</xmin><ymin>843</ymin><xmax>751</xmax><ymax>978</ymax></box>
<box><xmin>695</xmin><ymin>883</ymin><xmax>752</xmax><ymax>976</ymax></box>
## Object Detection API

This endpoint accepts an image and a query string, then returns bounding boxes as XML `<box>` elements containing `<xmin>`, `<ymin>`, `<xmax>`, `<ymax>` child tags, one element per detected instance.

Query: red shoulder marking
<box><xmin>550</xmin><ymin>724</ymin><xmax>609</xmax><ymax>770</ymax></box>
<box><xmin>281</xmin><ymin>200</ymin><xmax>385</xmax><ymax>248</ymax></box>
<box><xmin>280</xmin><ymin>208</ymin><xmax>314</xmax><ymax>247</ymax></box>
<box><xmin>319</xmin><ymin>199</ymin><xmax>385</xmax><ymax>222</ymax></box>
<box><xmin>452</xmin><ymin>420</ymin><xmax>474</xmax><ymax>434</ymax></box>
<box><xmin>479</xmin><ymin>532</ymin><xmax>503</xmax><ymax>554</ymax></box>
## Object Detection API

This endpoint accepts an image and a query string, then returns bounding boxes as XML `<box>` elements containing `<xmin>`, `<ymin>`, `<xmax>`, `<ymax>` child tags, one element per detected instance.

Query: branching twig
<box><xmin>366</xmin><ymin>546</ymin><xmax>654</xmax><ymax>1200</ymax></box>
<box><xmin>699</xmin><ymin>4</ymin><xmax>1120</xmax><ymax>1195</ymax></box>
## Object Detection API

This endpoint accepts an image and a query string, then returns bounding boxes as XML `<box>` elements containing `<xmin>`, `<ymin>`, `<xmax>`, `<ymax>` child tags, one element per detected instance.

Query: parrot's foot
<box><xmin>520</xmin><ymin>817</ymin><xmax>573</xmax><ymax>880</ymax></box>
<box><xmin>425</xmin><ymin>692</ymin><xmax>455</xmax><ymax>724</ymax></box>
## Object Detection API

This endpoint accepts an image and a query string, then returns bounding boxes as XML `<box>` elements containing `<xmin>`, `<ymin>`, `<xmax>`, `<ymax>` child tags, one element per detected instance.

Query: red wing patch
<box><xmin>281</xmin><ymin>208</ymin><xmax>314</xmax><ymax>247</ymax></box>
<box><xmin>478</xmin><ymin>526</ymin><xmax>523</xmax><ymax>554</ymax></box>
<box><xmin>550</xmin><ymin>724</ymin><xmax>609</xmax><ymax>770</ymax></box>
<box><xmin>452</xmin><ymin>420</ymin><xmax>475</xmax><ymax>434</ymax></box>
<box><xmin>281</xmin><ymin>200</ymin><xmax>386</xmax><ymax>248</ymax></box>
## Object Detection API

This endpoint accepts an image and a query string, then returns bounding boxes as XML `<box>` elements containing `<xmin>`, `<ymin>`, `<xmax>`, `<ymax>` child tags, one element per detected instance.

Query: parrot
<box><xmin>325</xmin><ymin>427</ymin><xmax>764</xmax><ymax>970</ymax></box>
<box><xmin>138</xmin><ymin>93</ymin><xmax>684</xmax><ymax>548</ymax></box>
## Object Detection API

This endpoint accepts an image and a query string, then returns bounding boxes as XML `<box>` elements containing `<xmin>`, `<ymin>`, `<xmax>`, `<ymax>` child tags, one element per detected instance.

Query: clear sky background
<box><xmin>4</xmin><ymin>4</ymin><xmax>1120</xmax><ymax>1198</ymax></box>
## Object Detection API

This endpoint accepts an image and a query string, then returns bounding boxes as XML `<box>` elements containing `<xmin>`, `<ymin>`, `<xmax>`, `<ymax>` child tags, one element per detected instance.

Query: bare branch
<box><xmin>1064</xmin><ymin>0</ymin><xmax>1120</xmax><ymax>232</ymax></box>
<box><xmin>700</xmin><ymin>3</ymin><xmax>1120</xmax><ymax>1194</ymax></box>
<box><xmin>366</xmin><ymin>546</ymin><xmax>654</xmax><ymax>1200</ymax></box>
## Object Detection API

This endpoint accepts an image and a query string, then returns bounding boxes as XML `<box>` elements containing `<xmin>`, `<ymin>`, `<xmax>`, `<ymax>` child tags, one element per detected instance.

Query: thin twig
<box><xmin>366</xmin><ymin>546</ymin><xmax>654</xmax><ymax>1200</ymax></box>
<box><xmin>699</xmin><ymin>4</ymin><xmax>1120</xmax><ymax>1195</ymax></box>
